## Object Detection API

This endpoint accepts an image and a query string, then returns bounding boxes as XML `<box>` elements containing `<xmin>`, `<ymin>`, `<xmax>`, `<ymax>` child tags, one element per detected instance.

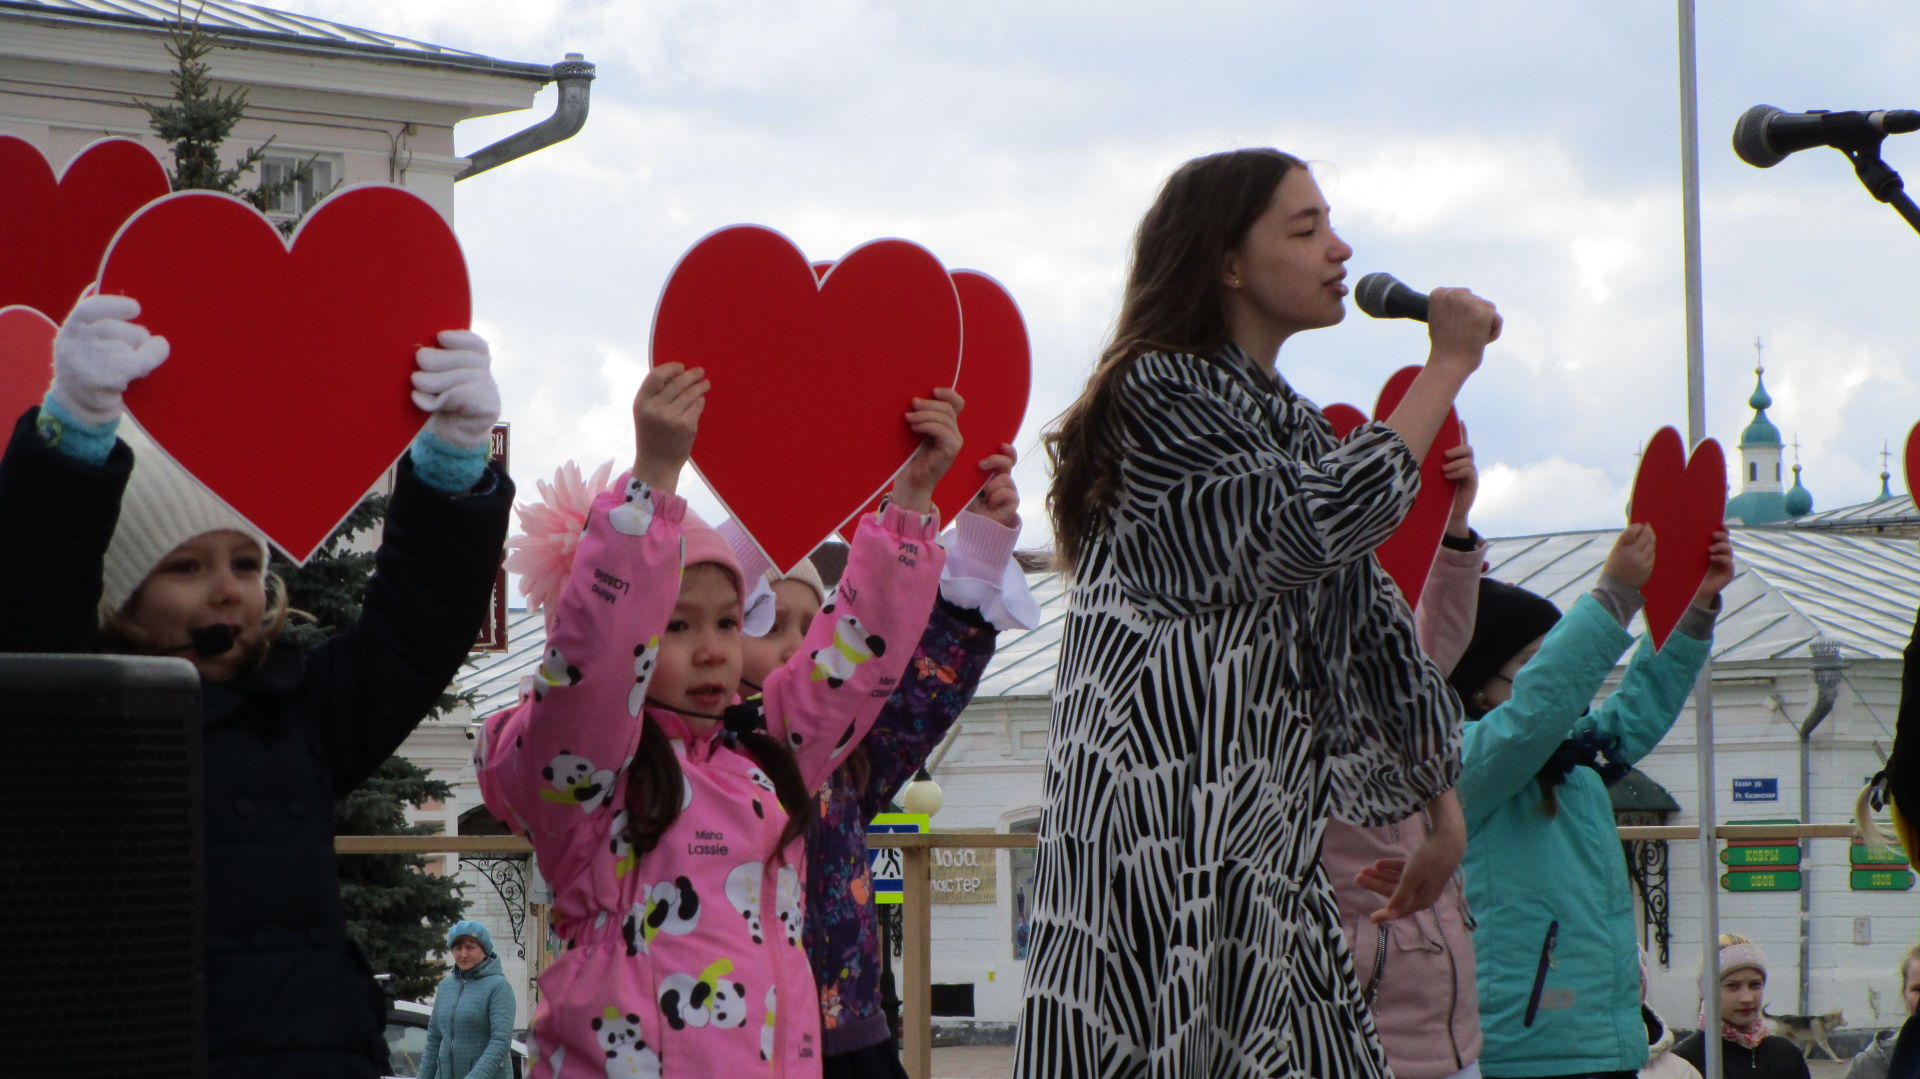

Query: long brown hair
<box><xmin>622</xmin><ymin>714</ymin><xmax>812</xmax><ymax>858</ymax></box>
<box><xmin>1045</xmin><ymin>148</ymin><xmax>1305</xmax><ymax>573</ymax></box>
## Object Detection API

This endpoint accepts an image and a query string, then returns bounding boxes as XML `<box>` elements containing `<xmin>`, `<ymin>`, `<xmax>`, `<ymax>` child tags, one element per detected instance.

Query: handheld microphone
<box><xmin>1353</xmin><ymin>272</ymin><xmax>1430</xmax><ymax>322</ymax></box>
<box><xmin>1734</xmin><ymin>105</ymin><xmax>1920</xmax><ymax>168</ymax></box>
<box><xmin>180</xmin><ymin>624</ymin><xmax>235</xmax><ymax>657</ymax></box>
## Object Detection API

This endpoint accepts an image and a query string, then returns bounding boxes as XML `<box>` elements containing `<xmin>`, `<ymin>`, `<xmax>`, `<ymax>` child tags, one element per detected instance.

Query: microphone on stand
<box><xmin>1734</xmin><ymin>105</ymin><xmax>1920</xmax><ymax>168</ymax></box>
<box><xmin>1353</xmin><ymin>273</ymin><xmax>1430</xmax><ymax>322</ymax></box>
<box><xmin>178</xmin><ymin>624</ymin><xmax>235</xmax><ymax>657</ymax></box>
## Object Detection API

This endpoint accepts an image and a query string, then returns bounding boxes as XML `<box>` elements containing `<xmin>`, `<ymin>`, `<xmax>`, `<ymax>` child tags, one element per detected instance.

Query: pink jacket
<box><xmin>478</xmin><ymin>485</ymin><xmax>942</xmax><ymax>1079</ymax></box>
<box><xmin>1323</xmin><ymin>541</ymin><xmax>1483</xmax><ymax>1079</ymax></box>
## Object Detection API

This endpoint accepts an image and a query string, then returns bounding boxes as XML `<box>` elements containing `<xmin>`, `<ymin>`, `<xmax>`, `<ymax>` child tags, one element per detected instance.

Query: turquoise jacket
<box><xmin>420</xmin><ymin>921</ymin><xmax>516</xmax><ymax>1079</ymax></box>
<box><xmin>1461</xmin><ymin>594</ymin><xmax>1708</xmax><ymax>1077</ymax></box>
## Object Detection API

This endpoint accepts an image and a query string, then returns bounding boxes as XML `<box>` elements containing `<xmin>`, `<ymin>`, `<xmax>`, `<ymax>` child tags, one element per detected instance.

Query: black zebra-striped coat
<box><xmin>1013</xmin><ymin>348</ymin><xmax>1464</xmax><ymax>1079</ymax></box>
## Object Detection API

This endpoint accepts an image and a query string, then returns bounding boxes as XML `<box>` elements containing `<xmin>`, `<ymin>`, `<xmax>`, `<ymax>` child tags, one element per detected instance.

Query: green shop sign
<box><xmin>1719</xmin><ymin>845</ymin><xmax>1801</xmax><ymax>867</ymax></box>
<box><xmin>1850</xmin><ymin>868</ymin><xmax>1915</xmax><ymax>891</ymax></box>
<box><xmin>1720</xmin><ymin>870</ymin><xmax>1802</xmax><ymax>892</ymax></box>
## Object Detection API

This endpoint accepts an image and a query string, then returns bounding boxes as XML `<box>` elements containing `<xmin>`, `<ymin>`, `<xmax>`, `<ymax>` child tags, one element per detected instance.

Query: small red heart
<box><xmin>854</xmin><ymin>269</ymin><xmax>1031</xmax><ymax>526</ymax></box>
<box><xmin>103</xmin><ymin>186</ymin><xmax>468</xmax><ymax>564</ymax></box>
<box><xmin>0</xmin><ymin>136</ymin><xmax>170</xmax><ymax>322</ymax></box>
<box><xmin>0</xmin><ymin>305</ymin><xmax>58</xmax><ymax>426</ymax></box>
<box><xmin>652</xmin><ymin>225</ymin><xmax>962</xmax><ymax>572</ymax></box>
<box><xmin>1628</xmin><ymin>426</ymin><xmax>1726</xmax><ymax>650</ymax></box>
<box><xmin>1322</xmin><ymin>367</ymin><xmax>1463</xmax><ymax>603</ymax></box>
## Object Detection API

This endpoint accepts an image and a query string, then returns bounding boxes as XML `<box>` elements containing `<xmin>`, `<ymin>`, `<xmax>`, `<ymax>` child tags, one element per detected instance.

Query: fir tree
<box><xmin>141</xmin><ymin>10</ymin><xmax>322</xmax><ymax>227</ymax></box>
<box><xmin>145</xmin><ymin>10</ymin><xmax>472</xmax><ymax>995</ymax></box>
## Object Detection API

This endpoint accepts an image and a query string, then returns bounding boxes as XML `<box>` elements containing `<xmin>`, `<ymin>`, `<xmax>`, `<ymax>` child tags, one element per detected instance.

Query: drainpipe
<box><xmin>456</xmin><ymin>54</ymin><xmax>596</xmax><ymax>181</ymax></box>
<box><xmin>1797</xmin><ymin>637</ymin><xmax>1845</xmax><ymax>1013</ymax></box>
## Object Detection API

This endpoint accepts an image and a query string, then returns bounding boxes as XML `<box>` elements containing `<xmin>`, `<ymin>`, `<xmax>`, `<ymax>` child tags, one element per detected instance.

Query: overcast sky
<box><xmin>293</xmin><ymin>0</ymin><xmax>1920</xmax><ymax>545</ymax></box>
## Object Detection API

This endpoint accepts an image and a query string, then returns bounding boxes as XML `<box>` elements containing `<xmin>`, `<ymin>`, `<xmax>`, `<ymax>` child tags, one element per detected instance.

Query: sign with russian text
<box><xmin>1732</xmin><ymin>777</ymin><xmax>1779</xmax><ymax>802</ymax></box>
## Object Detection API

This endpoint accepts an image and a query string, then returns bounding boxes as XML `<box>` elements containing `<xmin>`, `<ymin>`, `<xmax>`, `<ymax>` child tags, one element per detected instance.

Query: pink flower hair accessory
<box><xmin>504</xmin><ymin>459</ymin><xmax>624</xmax><ymax>625</ymax></box>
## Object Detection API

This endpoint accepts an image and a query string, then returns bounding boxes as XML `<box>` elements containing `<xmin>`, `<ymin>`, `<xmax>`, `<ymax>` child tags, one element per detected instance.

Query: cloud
<box><xmin>270</xmin><ymin>1</ymin><xmax>1920</xmax><ymax>546</ymax></box>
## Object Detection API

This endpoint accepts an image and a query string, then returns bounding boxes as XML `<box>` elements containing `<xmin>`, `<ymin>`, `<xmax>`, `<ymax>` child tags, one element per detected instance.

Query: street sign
<box><xmin>1721</xmin><ymin>870</ymin><xmax>1802</xmax><ymax>892</ymax></box>
<box><xmin>1720</xmin><ymin>845</ymin><xmax>1801</xmax><ymax>867</ymax></box>
<box><xmin>1731</xmin><ymin>777</ymin><xmax>1779</xmax><ymax>802</ymax></box>
<box><xmin>868</xmin><ymin>812</ymin><xmax>929</xmax><ymax>906</ymax></box>
<box><xmin>1850</xmin><ymin>868</ymin><xmax>1915</xmax><ymax>891</ymax></box>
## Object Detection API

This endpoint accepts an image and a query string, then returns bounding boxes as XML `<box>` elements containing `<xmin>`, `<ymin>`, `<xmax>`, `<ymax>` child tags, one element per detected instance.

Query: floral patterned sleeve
<box><xmin>856</xmin><ymin>598</ymin><xmax>998</xmax><ymax>819</ymax></box>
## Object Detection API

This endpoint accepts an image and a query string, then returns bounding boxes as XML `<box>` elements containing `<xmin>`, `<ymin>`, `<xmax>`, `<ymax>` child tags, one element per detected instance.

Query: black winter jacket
<box><xmin>0</xmin><ymin>409</ymin><xmax>513</xmax><ymax>1079</ymax></box>
<box><xmin>1673</xmin><ymin>1030</ymin><xmax>1813</xmax><ymax>1078</ymax></box>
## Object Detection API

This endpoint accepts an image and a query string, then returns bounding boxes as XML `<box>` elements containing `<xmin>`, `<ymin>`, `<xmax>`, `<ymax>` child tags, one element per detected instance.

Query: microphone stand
<box><xmin>1836</xmin><ymin>136</ymin><xmax>1920</xmax><ymax>236</ymax></box>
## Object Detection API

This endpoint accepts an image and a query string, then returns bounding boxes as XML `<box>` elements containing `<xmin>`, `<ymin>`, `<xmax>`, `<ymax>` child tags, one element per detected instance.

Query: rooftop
<box><xmin>0</xmin><ymin>0</ymin><xmax>555</xmax><ymax>79</ymax></box>
<box><xmin>466</xmin><ymin>526</ymin><xmax>1920</xmax><ymax>715</ymax></box>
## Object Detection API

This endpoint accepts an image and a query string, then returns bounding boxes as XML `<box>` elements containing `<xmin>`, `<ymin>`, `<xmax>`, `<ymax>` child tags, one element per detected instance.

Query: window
<box><xmin>1749</xmin><ymin>462</ymin><xmax>1757</xmax><ymax>482</ymax></box>
<box><xmin>260</xmin><ymin>153</ymin><xmax>338</xmax><ymax>221</ymax></box>
<box><xmin>1008</xmin><ymin>817</ymin><xmax>1039</xmax><ymax>959</ymax></box>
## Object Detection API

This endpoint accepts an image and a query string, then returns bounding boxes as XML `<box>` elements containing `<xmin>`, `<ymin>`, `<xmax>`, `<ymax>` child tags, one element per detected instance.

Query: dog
<box><xmin>1764</xmin><ymin>1007</ymin><xmax>1844</xmax><ymax>1060</ymax></box>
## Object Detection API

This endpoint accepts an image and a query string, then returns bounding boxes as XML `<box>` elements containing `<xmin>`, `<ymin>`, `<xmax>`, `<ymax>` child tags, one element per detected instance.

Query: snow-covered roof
<box><xmin>0</xmin><ymin>0</ymin><xmax>554</xmax><ymax>78</ymax></box>
<box><xmin>465</xmin><ymin>527</ymin><xmax>1920</xmax><ymax>715</ymax></box>
<box><xmin>1791</xmin><ymin>492</ymin><xmax>1920</xmax><ymax>532</ymax></box>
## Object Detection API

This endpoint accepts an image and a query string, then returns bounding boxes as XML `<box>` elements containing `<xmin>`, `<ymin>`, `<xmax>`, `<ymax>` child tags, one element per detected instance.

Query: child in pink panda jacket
<box><xmin>477</xmin><ymin>363</ymin><xmax>959</xmax><ymax>1078</ymax></box>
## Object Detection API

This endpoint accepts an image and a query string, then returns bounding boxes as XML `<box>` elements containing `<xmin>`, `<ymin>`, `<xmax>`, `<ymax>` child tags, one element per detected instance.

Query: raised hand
<box><xmin>1695</xmin><ymin>529</ymin><xmax>1735</xmax><ymax>605</ymax></box>
<box><xmin>889</xmin><ymin>387</ymin><xmax>964</xmax><ymax>515</ymax></box>
<box><xmin>48</xmin><ymin>294</ymin><xmax>169</xmax><ymax>426</ymax></box>
<box><xmin>1426</xmin><ymin>286</ymin><xmax>1502</xmax><ymax>375</ymax></box>
<box><xmin>1603</xmin><ymin>522</ymin><xmax>1657</xmax><ymax>590</ymax></box>
<box><xmin>412</xmin><ymin>329</ymin><xmax>501</xmax><ymax>448</ymax></box>
<box><xmin>631</xmin><ymin>362</ymin><xmax>709</xmax><ymax>494</ymax></box>
<box><xmin>963</xmin><ymin>442</ymin><xmax>1021</xmax><ymax>528</ymax></box>
<box><xmin>1442</xmin><ymin>442</ymin><xmax>1478</xmax><ymax>537</ymax></box>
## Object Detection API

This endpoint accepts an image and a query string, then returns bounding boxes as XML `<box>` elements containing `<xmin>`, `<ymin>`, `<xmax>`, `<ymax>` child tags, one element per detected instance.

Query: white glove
<box><xmin>48</xmin><ymin>294</ymin><xmax>169</xmax><ymax>427</ymax></box>
<box><xmin>412</xmin><ymin>329</ymin><xmax>501</xmax><ymax>449</ymax></box>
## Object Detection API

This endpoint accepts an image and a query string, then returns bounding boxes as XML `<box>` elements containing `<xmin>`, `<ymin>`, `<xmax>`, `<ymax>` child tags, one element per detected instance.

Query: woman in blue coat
<box><xmin>420</xmin><ymin>920</ymin><xmax>517</xmax><ymax>1079</ymax></box>
<box><xmin>1448</xmin><ymin>524</ymin><xmax>1732</xmax><ymax>1078</ymax></box>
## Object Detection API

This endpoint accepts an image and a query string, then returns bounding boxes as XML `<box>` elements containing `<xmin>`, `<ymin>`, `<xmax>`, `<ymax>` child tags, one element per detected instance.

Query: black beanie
<box><xmin>1448</xmin><ymin>578</ymin><xmax>1563</xmax><ymax>712</ymax></box>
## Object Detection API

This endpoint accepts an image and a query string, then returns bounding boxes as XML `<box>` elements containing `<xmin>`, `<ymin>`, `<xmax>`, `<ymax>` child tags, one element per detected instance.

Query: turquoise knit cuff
<box><xmin>37</xmin><ymin>396</ymin><xmax>120</xmax><ymax>465</ymax></box>
<box><xmin>409</xmin><ymin>430</ymin><xmax>490</xmax><ymax>493</ymax></box>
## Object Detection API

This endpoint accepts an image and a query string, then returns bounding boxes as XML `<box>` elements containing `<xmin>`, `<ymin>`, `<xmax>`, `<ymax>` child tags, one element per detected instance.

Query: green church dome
<box><xmin>1741</xmin><ymin>368</ymin><xmax>1782</xmax><ymax>447</ymax></box>
<box><xmin>1784</xmin><ymin>464</ymin><xmax>1813</xmax><ymax>517</ymax></box>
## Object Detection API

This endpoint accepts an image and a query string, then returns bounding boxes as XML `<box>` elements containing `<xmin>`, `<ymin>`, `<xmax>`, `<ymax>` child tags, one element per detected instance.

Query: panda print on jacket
<box><xmin>621</xmin><ymin>875</ymin><xmax>701</xmax><ymax>956</ymax></box>
<box><xmin>809</xmin><ymin>606</ymin><xmax>887</xmax><ymax>688</ymax></box>
<box><xmin>658</xmin><ymin>958</ymin><xmax>749</xmax><ymax>1030</ymax></box>
<box><xmin>591</xmin><ymin>1008</ymin><xmax>660</xmax><ymax>1079</ymax></box>
<box><xmin>477</xmin><ymin>485</ymin><xmax>943</xmax><ymax>1076</ymax></box>
<box><xmin>540</xmin><ymin>751</ymin><xmax>615</xmax><ymax>811</ymax></box>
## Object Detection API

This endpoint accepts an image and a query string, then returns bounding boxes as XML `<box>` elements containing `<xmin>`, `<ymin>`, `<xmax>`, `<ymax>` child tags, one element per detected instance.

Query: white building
<box><xmin>1</xmin><ymin>0</ymin><xmax>589</xmax><ymax>1025</ymax></box>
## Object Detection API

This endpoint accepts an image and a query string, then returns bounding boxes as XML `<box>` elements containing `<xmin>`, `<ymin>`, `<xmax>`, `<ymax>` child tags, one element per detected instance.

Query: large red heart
<box><xmin>1904</xmin><ymin>420</ymin><xmax>1920</xmax><ymax>504</ymax></box>
<box><xmin>651</xmin><ymin>225</ymin><xmax>962</xmax><ymax>573</ymax></box>
<box><xmin>1628</xmin><ymin>426</ymin><xmax>1726</xmax><ymax>650</ymax></box>
<box><xmin>0</xmin><ymin>136</ymin><xmax>170</xmax><ymax>322</ymax></box>
<box><xmin>1322</xmin><ymin>366</ymin><xmax>1463</xmax><ymax>603</ymax></box>
<box><xmin>102</xmin><ymin>185</ymin><xmax>468</xmax><ymax>564</ymax></box>
<box><xmin>0</xmin><ymin>305</ymin><xmax>57</xmax><ymax>428</ymax></box>
<box><xmin>853</xmin><ymin>269</ymin><xmax>1031</xmax><ymax>526</ymax></box>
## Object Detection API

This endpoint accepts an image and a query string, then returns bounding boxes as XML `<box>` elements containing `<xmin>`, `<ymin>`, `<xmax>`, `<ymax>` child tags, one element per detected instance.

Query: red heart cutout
<box><xmin>853</xmin><ymin>269</ymin><xmax>1031</xmax><ymax>526</ymax></box>
<box><xmin>0</xmin><ymin>136</ymin><xmax>170</xmax><ymax>322</ymax></box>
<box><xmin>0</xmin><ymin>305</ymin><xmax>57</xmax><ymax>427</ymax></box>
<box><xmin>1628</xmin><ymin>426</ymin><xmax>1726</xmax><ymax>650</ymax></box>
<box><xmin>652</xmin><ymin>225</ymin><xmax>962</xmax><ymax>572</ymax></box>
<box><xmin>1322</xmin><ymin>367</ymin><xmax>1463</xmax><ymax>602</ymax></box>
<box><xmin>102</xmin><ymin>186</ymin><xmax>468</xmax><ymax>564</ymax></box>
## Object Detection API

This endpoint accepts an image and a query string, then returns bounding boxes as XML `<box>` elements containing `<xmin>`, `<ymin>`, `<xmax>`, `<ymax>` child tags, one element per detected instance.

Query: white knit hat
<box><xmin>769</xmin><ymin>557</ymin><xmax>827</xmax><ymax>607</ymax></box>
<box><xmin>100</xmin><ymin>420</ymin><xmax>268</xmax><ymax>619</ymax></box>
